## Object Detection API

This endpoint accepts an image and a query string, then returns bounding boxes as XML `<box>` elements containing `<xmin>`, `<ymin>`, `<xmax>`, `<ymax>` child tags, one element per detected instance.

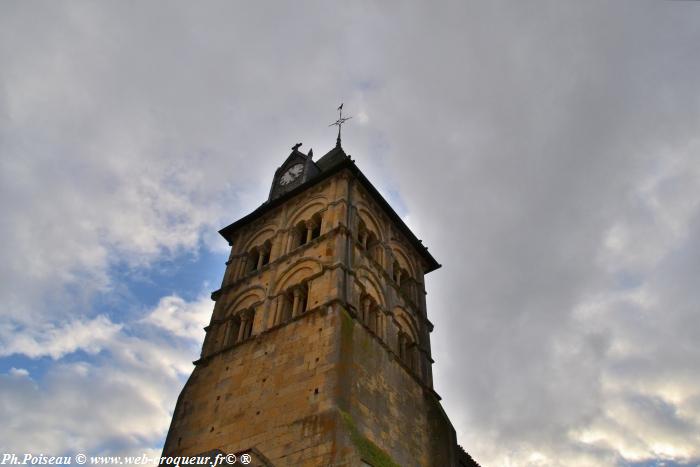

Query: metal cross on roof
<box><xmin>329</xmin><ymin>103</ymin><xmax>352</xmax><ymax>148</ymax></box>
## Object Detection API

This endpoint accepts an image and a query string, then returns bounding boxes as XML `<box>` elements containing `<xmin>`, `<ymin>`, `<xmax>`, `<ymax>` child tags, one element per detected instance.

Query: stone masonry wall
<box><xmin>163</xmin><ymin>168</ymin><xmax>460</xmax><ymax>466</ymax></box>
<box><xmin>337</xmin><ymin>307</ymin><xmax>456</xmax><ymax>467</ymax></box>
<box><xmin>163</xmin><ymin>306</ymin><xmax>344</xmax><ymax>466</ymax></box>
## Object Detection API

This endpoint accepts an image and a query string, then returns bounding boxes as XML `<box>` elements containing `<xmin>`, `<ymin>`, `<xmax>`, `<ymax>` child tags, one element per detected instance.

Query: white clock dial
<box><xmin>279</xmin><ymin>163</ymin><xmax>303</xmax><ymax>186</ymax></box>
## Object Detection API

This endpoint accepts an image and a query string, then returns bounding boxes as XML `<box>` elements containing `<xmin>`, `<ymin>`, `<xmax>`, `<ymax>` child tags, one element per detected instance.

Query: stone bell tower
<box><xmin>162</xmin><ymin>138</ymin><xmax>479</xmax><ymax>466</ymax></box>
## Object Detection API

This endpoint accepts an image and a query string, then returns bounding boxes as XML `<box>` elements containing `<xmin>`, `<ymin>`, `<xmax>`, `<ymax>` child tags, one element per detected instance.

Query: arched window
<box><xmin>360</xmin><ymin>294</ymin><xmax>381</xmax><ymax>336</ymax></box>
<box><xmin>357</xmin><ymin>219</ymin><xmax>381</xmax><ymax>264</ymax></box>
<box><xmin>392</xmin><ymin>260</ymin><xmax>402</xmax><ymax>284</ymax></box>
<box><xmin>366</xmin><ymin>231</ymin><xmax>380</xmax><ymax>263</ymax></box>
<box><xmin>241</xmin><ymin>309</ymin><xmax>255</xmax><ymax>341</ymax></box>
<box><xmin>246</xmin><ymin>248</ymin><xmax>260</xmax><ymax>274</ymax></box>
<box><xmin>297</xmin><ymin>282</ymin><xmax>309</xmax><ymax>315</ymax></box>
<box><xmin>260</xmin><ymin>240</ymin><xmax>272</xmax><ymax>267</ymax></box>
<box><xmin>357</xmin><ymin>219</ymin><xmax>368</xmax><ymax>249</ymax></box>
<box><xmin>224</xmin><ymin>315</ymin><xmax>241</xmax><ymax>347</ymax></box>
<box><xmin>309</xmin><ymin>213</ymin><xmax>322</xmax><ymax>240</ymax></box>
<box><xmin>289</xmin><ymin>212</ymin><xmax>323</xmax><ymax>252</ymax></box>
<box><xmin>398</xmin><ymin>332</ymin><xmax>408</xmax><ymax>361</ymax></box>
<box><xmin>368</xmin><ymin>303</ymin><xmax>380</xmax><ymax>335</ymax></box>
<box><xmin>294</xmin><ymin>221</ymin><xmax>308</xmax><ymax>249</ymax></box>
<box><xmin>397</xmin><ymin>329</ymin><xmax>418</xmax><ymax>372</ymax></box>
<box><xmin>276</xmin><ymin>282</ymin><xmax>309</xmax><ymax>325</ymax></box>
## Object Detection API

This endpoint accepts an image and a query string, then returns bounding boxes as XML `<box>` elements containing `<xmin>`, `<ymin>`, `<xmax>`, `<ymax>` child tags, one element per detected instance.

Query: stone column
<box><xmin>237</xmin><ymin>257</ymin><xmax>247</xmax><ymax>279</ymax></box>
<box><xmin>361</xmin><ymin>296</ymin><xmax>370</xmax><ymax>324</ymax></box>
<box><xmin>243</xmin><ymin>310</ymin><xmax>254</xmax><ymax>338</ymax></box>
<box><xmin>222</xmin><ymin>319</ymin><xmax>232</xmax><ymax>347</ymax></box>
<box><xmin>292</xmin><ymin>288</ymin><xmax>301</xmax><ymax>318</ymax></box>
<box><xmin>273</xmin><ymin>295</ymin><xmax>282</xmax><ymax>325</ymax></box>
<box><xmin>237</xmin><ymin>315</ymin><xmax>247</xmax><ymax>342</ymax></box>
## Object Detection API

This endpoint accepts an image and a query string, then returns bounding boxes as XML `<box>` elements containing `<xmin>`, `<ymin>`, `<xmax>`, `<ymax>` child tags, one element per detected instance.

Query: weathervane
<box><xmin>329</xmin><ymin>103</ymin><xmax>352</xmax><ymax>148</ymax></box>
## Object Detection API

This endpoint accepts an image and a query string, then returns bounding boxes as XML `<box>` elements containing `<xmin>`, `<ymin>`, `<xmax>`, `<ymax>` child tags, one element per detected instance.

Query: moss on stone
<box><xmin>340</xmin><ymin>410</ymin><xmax>400</xmax><ymax>467</ymax></box>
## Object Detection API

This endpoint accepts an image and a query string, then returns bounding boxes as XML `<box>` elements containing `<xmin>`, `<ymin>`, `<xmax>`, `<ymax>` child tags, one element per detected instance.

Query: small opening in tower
<box><xmin>357</xmin><ymin>219</ymin><xmax>367</xmax><ymax>249</ymax></box>
<box><xmin>366</xmin><ymin>231</ymin><xmax>380</xmax><ymax>263</ymax></box>
<box><xmin>392</xmin><ymin>260</ymin><xmax>401</xmax><ymax>284</ymax></box>
<box><xmin>298</xmin><ymin>282</ymin><xmax>309</xmax><ymax>315</ymax></box>
<box><xmin>247</xmin><ymin>248</ymin><xmax>260</xmax><ymax>273</ymax></box>
<box><xmin>314</xmin><ymin>388</ymin><xmax>319</xmax><ymax>394</ymax></box>
<box><xmin>260</xmin><ymin>240</ymin><xmax>272</xmax><ymax>266</ymax></box>
<box><xmin>294</xmin><ymin>221</ymin><xmax>308</xmax><ymax>248</ymax></box>
<box><xmin>241</xmin><ymin>309</ymin><xmax>255</xmax><ymax>340</ymax></box>
<box><xmin>310</xmin><ymin>213</ymin><xmax>322</xmax><ymax>240</ymax></box>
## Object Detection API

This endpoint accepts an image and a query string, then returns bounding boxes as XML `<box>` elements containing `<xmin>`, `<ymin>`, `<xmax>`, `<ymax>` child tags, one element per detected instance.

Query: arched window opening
<box><xmin>392</xmin><ymin>260</ymin><xmax>402</xmax><ymax>284</ymax></box>
<box><xmin>360</xmin><ymin>294</ymin><xmax>381</xmax><ymax>336</ymax></box>
<box><xmin>397</xmin><ymin>329</ymin><xmax>418</xmax><ymax>371</ymax></box>
<box><xmin>247</xmin><ymin>248</ymin><xmax>260</xmax><ymax>274</ymax></box>
<box><xmin>398</xmin><ymin>332</ymin><xmax>408</xmax><ymax>361</ymax></box>
<box><xmin>299</xmin><ymin>282</ymin><xmax>309</xmax><ymax>314</ymax></box>
<box><xmin>225</xmin><ymin>316</ymin><xmax>241</xmax><ymax>347</ymax></box>
<box><xmin>292</xmin><ymin>282</ymin><xmax>309</xmax><ymax>317</ymax></box>
<box><xmin>241</xmin><ymin>309</ymin><xmax>255</xmax><ymax>341</ymax></box>
<box><xmin>260</xmin><ymin>240</ymin><xmax>272</xmax><ymax>267</ymax></box>
<box><xmin>368</xmin><ymin>304</ymin><xmax>380</xmax><ymax>335</ymax></box>
<box><xmin>276</xmin><ymin>282</ymin><xmax>310</xmax><ymax>325</ymax></box>
<box><xmin>294</xmin><ymin>221</ymin><xmax>308</xmax><ymax>249</ymax></box>
<box><xmin>310</xmin><ymin>213</ymin><xmax>322</xmax><ymax>240</ymax></box>
<box><xmin>357</xmin><ymin>219</ymin><xmax>368</xmax><ymax>249</ymax></box>
<box><xmin>366</xmin><ymin>231</ymin><xmax>380</xmax><ymax>263</ymax></box>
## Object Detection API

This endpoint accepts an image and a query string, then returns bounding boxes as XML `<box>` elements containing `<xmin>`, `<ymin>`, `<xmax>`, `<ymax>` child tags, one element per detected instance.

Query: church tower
<box><xmin>162</xmin><ymin>134</ymin><xmax>478</xmax><ymax>466</ymax></box>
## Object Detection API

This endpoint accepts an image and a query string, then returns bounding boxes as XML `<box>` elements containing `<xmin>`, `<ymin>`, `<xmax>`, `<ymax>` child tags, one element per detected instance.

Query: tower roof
<box><xmin>219</xmin><ymin>145</ymin><xmax>441</xmax><ymax>274</ymax></box>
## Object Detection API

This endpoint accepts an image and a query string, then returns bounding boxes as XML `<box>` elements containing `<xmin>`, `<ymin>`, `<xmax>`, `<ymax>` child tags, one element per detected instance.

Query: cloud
<box><xmin>0</xmin><ymin>293</ymin><xmax>209</xmax><ymax>457</ymax></box>
<box><xmin>0</xmin><ymin>315</ymin><xmax>122</xmax><ymax>360</ymax></box>
<box><xmin>9</xmin><ymin>367</ymin><xmax>29</xmax><ymax>377</ymax></box>
<box><xmin>144</xmin><ymin>294</ymin><xmax>211</xmax><ymax>341</ymax></box>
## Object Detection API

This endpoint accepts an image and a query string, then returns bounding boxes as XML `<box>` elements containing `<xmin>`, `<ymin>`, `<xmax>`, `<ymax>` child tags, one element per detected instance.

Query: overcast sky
<box><xmin>1</xmin><ymin>2</ymin><xmax>700</xmax><ymax>466</ymax></box>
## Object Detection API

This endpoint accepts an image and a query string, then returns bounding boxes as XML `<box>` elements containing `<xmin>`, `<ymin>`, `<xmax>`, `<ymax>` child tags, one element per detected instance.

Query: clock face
<box><xmin>279</xmin><ymin>163</ymin><xmax>303</xmax><ymax>186</ymax></box>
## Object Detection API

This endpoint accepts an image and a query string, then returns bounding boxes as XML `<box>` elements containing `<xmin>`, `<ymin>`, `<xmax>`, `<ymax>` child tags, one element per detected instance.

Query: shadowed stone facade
<box><xmin>162</xmin><ymin>143</ymin><xmax>479</xmax><ymax>466</ymax></box>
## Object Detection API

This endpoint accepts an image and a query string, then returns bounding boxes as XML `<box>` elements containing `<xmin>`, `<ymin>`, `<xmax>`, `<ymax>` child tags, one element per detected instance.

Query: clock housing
<box><xmin>268</xmin><ymin>145</ymin><xmax>320</xmax><ymax>201</ymax></box>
